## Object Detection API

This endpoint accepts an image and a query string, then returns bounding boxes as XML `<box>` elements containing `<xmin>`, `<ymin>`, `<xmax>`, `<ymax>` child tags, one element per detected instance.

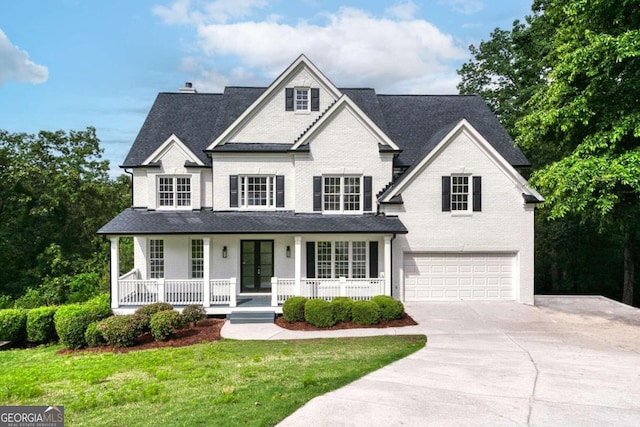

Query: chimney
<box><xmin>179</xmin><ymin>82</ymin><xmax>197</xmax><ymax>93</ymax></box>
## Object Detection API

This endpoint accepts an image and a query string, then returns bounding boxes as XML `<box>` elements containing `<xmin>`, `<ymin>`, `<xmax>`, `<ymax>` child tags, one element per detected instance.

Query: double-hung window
<box><xmin>240</xmin><ymin>176</ymin><xmax>275</xmax><ymax>208</ymax></box>
<box><xmin>190</xmin><ymin>239</ymin><xmax>204</xmax><ymax>279</ymax></box>
<box><xmin>295</xmin><ymin>88</ymin><xmax>309</xmax><ymax>111</ymax></box>
<box><xmin>323</xmin><ymin>176</ymin><xmax>361</xmax><ymax>212</ymax></box>
<box><xmin>158</xmin><ymin>176</ymin><xmax>191</xmax><ymax>208</ymax></box>
<box><xmin>442</xmin><ymin>175</ymin><xmax>482</xmax><ymax>213</ymax></box>
<box><xmin>149</xmin><ymin>239</ymin><xmax>164</xmax><ymax>279</ymax></box>
<box><xmin>315</xmin><ymin>241</ymin><xmax>368</xmax><ymax>279</ymax></box>
<box><xmin>451</xmin><ymin>175</ymin><xmax>469</xmax><ymax>211</ymax></box>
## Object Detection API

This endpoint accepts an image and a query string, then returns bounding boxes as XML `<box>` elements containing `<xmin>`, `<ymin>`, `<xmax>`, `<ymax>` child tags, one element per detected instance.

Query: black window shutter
<box><xmin>473</xmin><ymin>176</ymin><xmax>482</xmax><ymax>212</ymax></box>
<box><xmin>276</xmin><ymin>175</ymin><xmax>285</xmax><ymax>208</ymax></box>
<box><xmin>369</xmin><ymin>241</ymin><xmax>379</xmax><ymax>278</ymax></box>
<box><xmin>313</xmin><ymin>176</ymin><xmax>322</xmax><ymax>211</ymax></box>
<box><xmin>285</xmin><ymin>88</ymin><xmax>294</xmax><ymax>111</ymax></box>
<box><xmin>442</xmin><ymin>176</ymin><xmax>451</xmax><ymax>212</ymax></box>
<box><xmin>306</xmin><ymin>242</ymin><xmax>316</xmax><ymax>278</ymax></box>
<box><xmin>363</xmin><ymin>176</ymin><xmax>373</xmax><ymax>212</ymax></box>
<box><xmin>311</xmin><ymin>88</ymin><xmax>320</xmax><ymax>111</ymax></box>
<box><xmin>230</xmin><ymin>175</ymin><xmax>239</xmax><ymax>208</ymax></box>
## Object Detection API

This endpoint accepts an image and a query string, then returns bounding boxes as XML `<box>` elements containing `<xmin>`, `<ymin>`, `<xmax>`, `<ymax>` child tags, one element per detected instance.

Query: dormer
<box><xmin>134</xmin><ymin>135</ymin><xmax>207</xmax><ymax>210</ymax></box>
<box><xmin>207</xmin><ymin>55</ymin><xmax>342</xmax><ymax>148</ymax></box>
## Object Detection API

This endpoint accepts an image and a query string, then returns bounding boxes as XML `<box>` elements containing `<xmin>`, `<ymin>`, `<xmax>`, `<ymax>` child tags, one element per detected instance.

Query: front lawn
<box><xmin>0</xmin><ymin>335</ymin><xmax>425</xmax><ymax>426</ymax></box>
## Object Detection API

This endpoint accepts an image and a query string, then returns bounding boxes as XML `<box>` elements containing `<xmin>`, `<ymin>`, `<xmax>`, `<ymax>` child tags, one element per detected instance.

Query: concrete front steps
<box><xmin>227</xmin><ymin>310</ymin><xmax>276</xmax><ymax>324</ymax></box>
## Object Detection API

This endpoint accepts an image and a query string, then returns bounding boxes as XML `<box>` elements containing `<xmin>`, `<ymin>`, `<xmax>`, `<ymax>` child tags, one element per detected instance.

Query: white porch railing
<box><xmin>165</xmin><ymin>280</ymin><xmax>204</xmax><ymax>305</ymax></box>
<box><xmin>271</xmin><ymin>278</ymin><xmax>296</xmax><ymax>306</ymax></box>
<box><xmin>117</xmin><ymin>276</ymin><xmax>384</xmax><ymax>308</ymax></box>
<box><xmin>301</xmin><ymin>278</ymin><xmax>384</xmax><ymax>300</ymax></box>
<box><xmin>210</xmin><ymin>278</ymin><xmax>237</xmax><ymax>307</ymax></box>
<box><xmin>271</xmin><ymin>277</ymin><xmax>385</xmax><ymax>304</ymax></box>
<box><xmin>117</xmin><ymin>277</ymin><xmax>235</xmax><ymax>307</ymax></box>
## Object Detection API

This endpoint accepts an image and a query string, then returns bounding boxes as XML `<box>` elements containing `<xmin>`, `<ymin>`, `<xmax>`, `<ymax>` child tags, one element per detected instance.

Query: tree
<box><xmin>517</xmin><ymin>0</ymin><xmax>640</xmax><ymax>305</ymax></box>
<box><xmin>0</xmin><ymin>128</ymin><xmax>130</xmax><ymax>305</ymax></box>
<box><xmin>457</xmin><ymin>0</ymin><xmax>552</xmax><ymax>142</ymax></box>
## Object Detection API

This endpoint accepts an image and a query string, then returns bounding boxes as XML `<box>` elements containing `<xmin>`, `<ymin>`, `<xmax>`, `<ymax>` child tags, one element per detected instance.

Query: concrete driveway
<box><xmin>278</xmin><ymin>296</ymin><xmax>640</xmax><ymax>426</ymax></box>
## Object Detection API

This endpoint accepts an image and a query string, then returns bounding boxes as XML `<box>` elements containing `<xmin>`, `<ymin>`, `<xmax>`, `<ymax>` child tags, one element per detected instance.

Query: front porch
<box><xmin>113</xmin><ymin>269</ymin><xmax>386</xmax><ymax>315</ymax></box>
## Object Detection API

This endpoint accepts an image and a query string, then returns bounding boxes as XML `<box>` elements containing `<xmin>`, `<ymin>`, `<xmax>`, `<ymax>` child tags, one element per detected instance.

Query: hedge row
<box><xmin>0</xmin><ymin>297</ymin><xmax>207</xmax><ymax>350</ymax></box>
<box><xmin>282</xmin><ymin>295</ymin><xmax>404</xmax><ymax>327</ymax></box>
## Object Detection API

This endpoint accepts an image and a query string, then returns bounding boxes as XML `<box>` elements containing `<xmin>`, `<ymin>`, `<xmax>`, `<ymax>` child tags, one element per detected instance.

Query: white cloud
<box><xmin>440</xmin><ymin>0</ymin><xmax>484</xmax><ymax>15</ymax></box>
<box><xmin>156</xmin><ymin>2</ymin><xmax>468</xmax><ymax>93</ymax></box>
<box><xmin>0</xmin><ymin>29</ymin><xmax>48</xmax><ymax>87</ymax></box>
<box><xmin>153</xmin><ymin>0</ymin><xmax>268</xmax><ymax>25</ymax></box>
<box><xmin>385</xmin><ymin>1</ymin><xmax>419</xmax><ymax>20</ymax></box>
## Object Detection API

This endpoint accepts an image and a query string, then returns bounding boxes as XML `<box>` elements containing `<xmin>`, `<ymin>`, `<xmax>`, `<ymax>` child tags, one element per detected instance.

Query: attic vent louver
<box><xmin>179</xmin><ymin>82</ymin><xmax>197</xmax><ymax>93</ymax></box>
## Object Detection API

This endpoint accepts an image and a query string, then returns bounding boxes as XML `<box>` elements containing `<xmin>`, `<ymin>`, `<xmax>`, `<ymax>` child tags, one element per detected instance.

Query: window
<box><xmin>191</xmin><ymin>239</ymin><xmax>203</xmax><ymax>279</ymax></box>
<box><xmin>323</xmin><ymin>176</ymin><xmax>361</xmax><ymax>212</ymax></box>
<box><xmin>240</xmin><ymin>176</ymin><xmax>275</xmax><ymax>208</ymax></box>
<box><xmin>150</xmin><ymin>239</ymin><xmax>164</xmax><ymax>279</ymax></box>
<box><xmin>295</xmin><ymin>88</ymin><xmax>309</xmax><ymax>111</ymax></box>
<box><xmin>451</xmin><ymin>175</ymin><xmax>469</xmax><ymax>211</ymax></box>
<box><xmin>316</xmin><ymin>241</ymin><xmax>368</xmax><ymax>278</ymax></box>
<box><xmin>158</xmin><ymin>176</ymin><xmax>191</xmax><ymax>208</ymax></box>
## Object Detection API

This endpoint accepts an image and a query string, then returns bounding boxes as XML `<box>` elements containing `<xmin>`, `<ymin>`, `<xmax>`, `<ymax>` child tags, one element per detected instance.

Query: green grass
<box><xmin>0</xmin><ymin>335</ymin><xmax>425</xmax><ymax>426</ymax></box>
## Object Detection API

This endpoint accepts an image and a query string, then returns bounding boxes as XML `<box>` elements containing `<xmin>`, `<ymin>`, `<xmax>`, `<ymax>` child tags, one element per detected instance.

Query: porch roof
<box><xmin>98</xmin><ymin>209</ymin><xmax>408</xmax><ymax>235</ymax></box>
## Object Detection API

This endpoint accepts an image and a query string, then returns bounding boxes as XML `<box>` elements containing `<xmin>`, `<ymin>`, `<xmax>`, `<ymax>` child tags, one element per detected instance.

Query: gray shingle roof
<box><xmin>122</xmin><ymin>87</ymin><xmax>529</xmax><ymax>169</ymax></box>
<box><xmin>98</xmin><ymin>209</ymin><xmax>407</xmax><ymax>235</ymax></box>
<box><xmin>377</xmin><ymin>94</ymin><xmax>529</xmax><ymax>167</ymax></box>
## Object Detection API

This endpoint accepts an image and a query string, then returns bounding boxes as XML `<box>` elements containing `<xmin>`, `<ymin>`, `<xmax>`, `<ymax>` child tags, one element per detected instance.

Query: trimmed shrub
<box><xmin>98</xmin><ymin>315</ymin><xmax>142</xmax><ymax>347</ymax></box>
<box><xmin>0</xmin><ymin>309</ymin><xmax>27</xmax><ymax>343</ymax></box>
<box><xmin>135</xmin><ymin>302</ymin><xmax>174</xmax><ymax>318</ymax></box>
<box><xmin>84</xmin><ymin>322</ymin><xmax>105</xmax><ymax>347</ymax></box>
<box><xmin>304</xmin><ymin>299</ymin><xmax>336</xmax><ymax>327</ymax></box>
<box><xmin>130</xmin><ymin>312</ymin><xmax>151</xmax><ymax>334</ymax></box>
<box><xmin>84</xmin><ymin>294</ymin><xmax>112</xmax><ymax>322</ymax></box>
<box><xmin>351</xmin><ymin>300</ymin><xmax>381</xmax><ymax>325</ymax></box>
<box><xmin>150</xmin><ymin>310</ymin><xmax>183</xmax><ymax>341</ymax></box>
<box><xmin>371</xmin><ymin>295</ymin><xmax>405</xmax><ymax>321</ymax></box>
<box><xmin>26</xmin><ymin>306</ymin><xmax>58</xmax><ymax>343</ymax></box>
<box><xmin>282</xmin><ymin>296</ymin><xmax>307</xmax><ymax>322</ymax></box>
<box><xmin>182</xmin><ymin>305</ymin><xmax>206</xmax><ymax>327</ymax></box>
<box><xmin>331</xmin><ymin>297</ymin><xmax>353</xmax><ymax>323</ymax></box>
<box><xmin>54</xmin><ymin>304</ymin><xmax>94</xmax><ymax>349</ymax></box>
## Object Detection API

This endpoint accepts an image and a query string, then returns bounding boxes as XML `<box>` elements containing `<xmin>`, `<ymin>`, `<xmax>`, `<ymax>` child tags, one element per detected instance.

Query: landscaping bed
<box><xmin>275</xmin><ymin>313</ymin><xmax>417</xmax><ymax>331</ymax></box>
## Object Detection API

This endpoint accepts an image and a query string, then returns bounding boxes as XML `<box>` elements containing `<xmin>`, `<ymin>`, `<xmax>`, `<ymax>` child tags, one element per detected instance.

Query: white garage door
<box><xmin>404</xmin><ymin>253</ymin><xmax>515</xmax><ymax>301</ymax></box>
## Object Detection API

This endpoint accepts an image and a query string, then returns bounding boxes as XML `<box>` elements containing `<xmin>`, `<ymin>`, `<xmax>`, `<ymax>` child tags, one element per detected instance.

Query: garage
<box><xmin>404</xmin><ymin>252</ymin><xmax>516</xmax><ymax>301</ymax></box>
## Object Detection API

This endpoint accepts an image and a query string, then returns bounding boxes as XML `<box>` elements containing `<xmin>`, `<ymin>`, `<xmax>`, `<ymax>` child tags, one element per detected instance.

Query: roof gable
<box><xmin>292</xmin><ymin>94</ymin><xmax>399</xmax><ymax>151</ymax></box>
<box><xmin>207</xmin><ymin>54</ymin><xmax>342</xmax><ymax>149</ymax></box>
<box><xmin>143</xmin><ymin>134</ymin><xmax>204</xmax><ymax>167</ymax></box>
<box><xmin>380</xmin><ymin>119</ymin><xmax>542</xmax><ymax>203</ymax></box>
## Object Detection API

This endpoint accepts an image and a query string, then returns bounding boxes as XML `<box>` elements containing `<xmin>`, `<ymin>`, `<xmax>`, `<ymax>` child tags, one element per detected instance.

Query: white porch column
<box><xmin>110</xmin><ymin>236</ymin><xmax>120</xmax><ymax>309</ymax></box>
<box><xmin>203</xmin><ymin>237</ymin><xmax>211</xmax><ymax>307</ymax></box>
<box><xmin>384</xmin><ymin>235</ymin><xmax>392</xmax><ymax>296</ymax></box>
<box><xmin>294</xmin><ymin>236</ymin><xmax>302</xmax><ymax>295</ymax></box>
<box><xmin>229</xmin><ymin>278</ymin><xmax>237</xmax><ymax>307</ymax></box>
<box><xmin>271</xmin><ymin>277</ymin><xmax>278</xmax><ymax>307</ymax></box>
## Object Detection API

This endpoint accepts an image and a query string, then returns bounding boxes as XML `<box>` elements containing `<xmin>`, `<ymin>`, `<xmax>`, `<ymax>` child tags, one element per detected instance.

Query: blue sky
<box><xmin>0</xmin><ymin>0</ymin><xmax>532</xmax><ymax>176</ymax></box>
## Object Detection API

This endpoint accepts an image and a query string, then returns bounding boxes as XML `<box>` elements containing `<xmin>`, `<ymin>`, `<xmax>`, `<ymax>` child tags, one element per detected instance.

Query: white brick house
<box><xmin>99</xmin><ymin>55</ymin><xmax>542</xmax><ymax>314</ymax></box>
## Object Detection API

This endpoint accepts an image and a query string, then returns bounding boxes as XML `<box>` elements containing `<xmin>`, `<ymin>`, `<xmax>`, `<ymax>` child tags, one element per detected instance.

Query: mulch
<box><xmin>56</xmin><ymin>313</ymin><xmax>418</xmax><ymax>355</ymax></box>
<box><xmin>274</xmin><ymin>313</ymin><xmax>418</xmax><ymax>331</ymax></box>
<box><xmin>57</xmin><ymin>318</ymin><xmax>225</xmax><ymax>355</ymax></box>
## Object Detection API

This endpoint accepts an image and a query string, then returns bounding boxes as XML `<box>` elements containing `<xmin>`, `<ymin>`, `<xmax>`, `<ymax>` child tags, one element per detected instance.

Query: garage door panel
<box><xmin>405</xmin><ymin>253</ymin><xmax>515</xmax><ymax>301</ymax></box>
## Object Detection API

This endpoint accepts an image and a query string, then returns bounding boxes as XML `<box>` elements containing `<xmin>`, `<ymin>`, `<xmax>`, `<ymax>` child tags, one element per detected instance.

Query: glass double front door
<box><xmin>241</xmin><ymin>240</ymin><xmax>273</xmax><ymax>293</ymax></box>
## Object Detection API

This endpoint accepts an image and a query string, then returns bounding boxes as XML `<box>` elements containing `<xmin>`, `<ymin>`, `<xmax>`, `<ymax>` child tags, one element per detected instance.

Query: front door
<box><xmin>241</xmin><ymin>240</ymin><xmax>274</xmax><ymax>293</ymax></box>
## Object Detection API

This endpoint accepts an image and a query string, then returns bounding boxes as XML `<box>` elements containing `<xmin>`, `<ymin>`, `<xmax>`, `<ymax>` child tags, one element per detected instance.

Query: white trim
<box><xmin>291</xmin><ymin>95</ymin><xmax>400</xmax><ymax>151</ymax></box>
<box><xmin>142</xmin><ymin>134</ymin><xmax>205</xmax><ymax>166</ymax></box>
<box><xmin>381</xmin><ymin>119</ymin><xmax>543</xmax><ymax>202</ymax></box>
<box><xmin>208</xmin><ymin>54</ymin><xmax>342</xmax><ymax>149</ymax></box>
